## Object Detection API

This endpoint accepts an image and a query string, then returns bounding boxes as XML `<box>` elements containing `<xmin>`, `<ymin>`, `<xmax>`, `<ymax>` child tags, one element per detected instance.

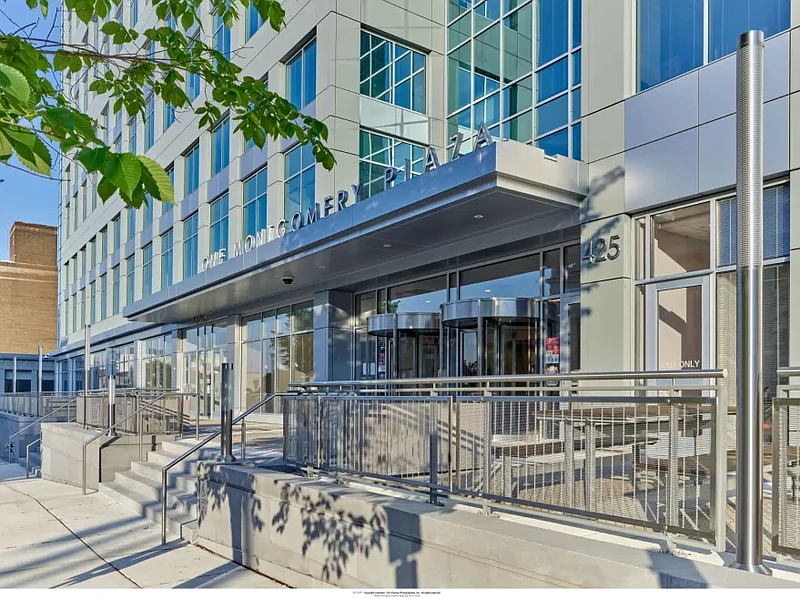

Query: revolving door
<box><xmin>366</xmin><ymin>313</ymin><xmax>440</xmax><ymax>379</ymax></box>
<box><xmin>441</xmin><ymin>298</ymin><xmax>541</xmax><ymax>378</ymax></box>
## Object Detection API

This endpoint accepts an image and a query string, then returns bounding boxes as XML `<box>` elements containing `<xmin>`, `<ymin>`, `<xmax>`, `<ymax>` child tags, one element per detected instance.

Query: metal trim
<box><xmin>367</xmin><ymin>312</ymin><xmax>440</xmax><ymax>337</ymax></box>
<box><xmin>441</xmin><ymin>297</ymin><xmax>540</xmax><ymax>327</ymax></box>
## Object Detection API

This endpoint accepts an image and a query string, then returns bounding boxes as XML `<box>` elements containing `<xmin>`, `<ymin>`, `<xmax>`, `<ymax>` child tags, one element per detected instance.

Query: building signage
<box><xmin>200</xmin><ymin>124</ymin><xmax>496</xmax><ymax>273</ymax></box>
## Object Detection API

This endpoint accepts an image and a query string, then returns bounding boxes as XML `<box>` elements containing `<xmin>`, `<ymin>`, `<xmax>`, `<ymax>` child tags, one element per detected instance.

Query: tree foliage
<box><xmin>0</xmin><ymin>0</ymin><xmax>334</xmax><ymax>208</ymax></box>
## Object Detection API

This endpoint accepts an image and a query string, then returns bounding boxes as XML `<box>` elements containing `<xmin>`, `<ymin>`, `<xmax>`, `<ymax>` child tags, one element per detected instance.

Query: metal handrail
<box><xmin>81</xmin><ymin>391</ymin><xmax>197</xmax><ymax>494</ymax></box>
<box><xmin>289</xmin><ymin>369</ymin><xmax>728</xmax><ymax>390</ymax></box>
<box><xmin>777</xmin><ymin>367</ymin><xmax>800</xmax><ymax>377</ymax></box>
<box><xmin>160</xmin><ymin>392</ymin><xmax>288</xmax><ymax>544</ymax></box>
<box><xmin>7</xmin><ymin>397</ymin><xmax>79</xmax><ymax>460</ymax></box>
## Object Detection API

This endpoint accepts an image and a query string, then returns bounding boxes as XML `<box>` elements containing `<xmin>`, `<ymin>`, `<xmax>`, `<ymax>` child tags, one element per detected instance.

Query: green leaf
<box><xmin>53</xmin><ymin>51</ymin><xmax>70</xmax><ymax>72</ymax></box>
<box><xmin>4</xmin><ymin>128</ymin><xmax>51</xmax><ymax>175</ymax></box>
<box><xmin>0</xmin><ymin>130</ymin><xmax>12</xmax><ymax>160</ymax></box>
<box><xmin>76</xmin><ymin>147</ymin><xmax>110</xmax><ymax>172</ymax></box>
<box><xmin>97</xmin><ymin>176</ymin><xmax>116</xmax><ymax>201</ymax></box>
<box><xmin>101</xmin><ymin>21</ymin><xmax>123</xmax><ymax>35</ymax></box>
<box><xmin>0</xmin><ymin>64</ymin><xmax>31</xmax><ymax>106</ymax></box>
<box><xmin>138</xmin><ymin>155</ymin><xmax>174</xmax><ymax>204</ymax></box>
<box><xmin>181</xmin><ymin>12</ymin><xmax>194</xmax><ymax>30</ymax></box>
<box><xmin>104</xmin><ymin>153</ymin><xmax>141</xmax><ymax>197</ymax></box>
<box><xmin>73</xmin><ymin>113</ymin><xmax>100</xmax><ymax>143</ymax></box>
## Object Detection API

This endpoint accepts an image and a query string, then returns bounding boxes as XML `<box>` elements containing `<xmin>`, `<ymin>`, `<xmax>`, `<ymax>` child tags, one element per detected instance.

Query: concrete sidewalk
<box><xmin>0</xmin><ymin>462</ymin><xmax>288</xmax><ymax>589</ymax></box>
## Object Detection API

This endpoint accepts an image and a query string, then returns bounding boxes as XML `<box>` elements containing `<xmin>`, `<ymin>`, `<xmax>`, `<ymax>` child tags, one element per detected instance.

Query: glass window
<box><xmin>161</xmin><ymin>229</ymin><xmax>173</xmax><ymax>289</ymax></box>
<box><xmin>144</xmin><ymin>92</ymin><xmax>155</xmax><ymax>150</ymax></box>
<box><xmin>127</xmin><ymin>205</ymin><xmax>136</xmax><ymax>241</ymax></box>
<box><xmin>99</xmin><ymin>227</ymin><xmax>107</xmax><ymax>261</ymax></box>
<box><xmin>284</xmin><ymin>144</ymin><xmax>315</xmax><ymax>219</ymax></box>
<box><xmin>143</xmin><ymin>194</ymin><xmax>154</xmax><ymax>228</ymax></box>
<box><xmin>100</xmin><ymin>273</ymin><xmax>107</xmax><ymax>320</ymax></box>
<box><xmin>447</xmin><ymin>0</ymin><xmax>580</xmax><ymax>158</ymax></box>
<box><xmin>112</xmin><ymin>215</ymin><xmax>120</xmax><ymax>251</ymax></box>
<box><xmin>717</xmin><ymin>184</ymin><xmax>790</xmax><ymax>266</ymax></box>
<box><xmin>187</xmin><ymin>37</ymin><xmax>201</xmax><ymax>101</ymax></box>
<box><xmin>213</xmin><ymin>12</ymin><xmax>231</xmax><ymax>59</ymax></box>
<box><xmin>125</xmin><ymin>255</ymin><xmax>135</xmax><ymax>306</ymax></box>
<box><xmin>359</xmin><ymin>130</ymin><xmax>425</xmax><ymax>200</ymax></box>
<box><xmin>652</xmin><ymin>202</ymin><xmax>710</xmax><ymax>277</ymax></box>
<box><xmin>183</xmin><ymin>213</ymin><xmax>199</xmax><ymax>279</ymax></box>
<box><xmin>211</xmin><ymin>118</ymin><xmax>230</xmax><ymax>175</ymax></box>
<box><xmin>387</xmin><ymin>276</ymin><xmax>447</xmax><ymax>313</ymax></box>
<box><xmin>184</xmin><ymin>144</ymin><xmax>200</xmax><ymax>195</ymax></box>
<box><xmin>564</xmin><ymin>244</ymin><xmax>581</xmax><ymax>292</ymax></box>
<box><xmin>709</xmin><ymin>0</ymin><xmax>789</xmax><ymax>62</ymax></box>
<box><xmin>163</xmin><ymin>167</ymin><xmax>174</xmax><ymax>213</ymax></box>
<box><xmin>246</xmin><ymin>2</ymin><xmax>265</xmax><ymax>40</ymax></box>
<box><xmin>542</xmin><ymin>249</ymin><xmax>561</xmax><ymax>295</ymax></box>
<box><xmin>243</xmin><ymin>168</ymin><xmax>268</xmax><ymax>238</ymax></box>
<box><xmin>638</xmin><ymin>0</ymin><xmax>704</xmax><ymax>90</ymax></box>
<box><xmin>360</xmin><ymin>31</ymin><xmax>427</xmax><ymax>113</ymax></box>
<box><xmin>142</xmin><ymin>243</ymin><xmax>153</xmax><ymax>297</ymax></box>
<box><xmin>286</xmin><ymin>38</ymin><xmax>316</xmax><ymax>108</ymax></box>
<box><xmin>131</xmin><ymin>0</ymin><xmax>138</xmax><ymax>25</ymax></box>
<box><xmin>128</xmin><ymin>115</ymin><xmax>137</xmax><ymax>154</ymax></box>
<box><xmin>89</xmin><ymin>281</ymin><xmax>96</xmax><ymax>325</ymax></box>
<box><xmin>163</xmin><ymin>100</ymin><xmax>175</xmax><ymax>132</ymax></box>
<box><xmin>460</xmin><ymin>254</ymin><xmax>541</xmax><ymax>299</ymax></box>
<box><xmin>210</xmin><ymin>194</ymin><xmax>229</xmax><ymax>254</ymax></box>
<box><xmin>112</xmin><ymin>265</ymin><xmax>120</xmax><ymax>315</ymax></box>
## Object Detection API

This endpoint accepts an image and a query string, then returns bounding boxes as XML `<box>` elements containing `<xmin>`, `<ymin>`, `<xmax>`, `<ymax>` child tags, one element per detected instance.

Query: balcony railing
<box><xmin>285</xmin><ymin>370</ymin><xmax>728</xmax><ymax>549</ymax></box>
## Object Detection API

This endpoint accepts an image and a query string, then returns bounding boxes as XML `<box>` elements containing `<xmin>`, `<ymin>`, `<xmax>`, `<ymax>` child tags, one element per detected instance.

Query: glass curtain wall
<box><xmin>638</xmin><ymin>0</ymin><xmax>790</xmax><ymax>90</ymax></box>
<box><xmin>182</xmin><ymin>324</ymin><xmax>228</xmax><ymax>416</ymax></box>
<box><xmin>142</xmin><ymin>334</ymin><xmax>176</xmax><ymax>389</ymax></box>
<box><xmin>240</xmin><ymin>302</ymin><xmax>314</xmax><ymax>413</ymax></box>
<box><xmin>109</xmin><ymin>344</ymin><xmax>135</xmax><ymax>388</ymax></box>
<box><xmin>447</xmin><ymin>0</ymin><xmax>582</xmax><ymax>159</ymax></box>
<box><xmin>635</xmin><ymin>182</ymin><xmax>790</xmax><ymax>446</ymax></box>
<box><xmin>359</xmin><ymin>130</ymin><xmax>425</xmax><ymax>200</ymax></box>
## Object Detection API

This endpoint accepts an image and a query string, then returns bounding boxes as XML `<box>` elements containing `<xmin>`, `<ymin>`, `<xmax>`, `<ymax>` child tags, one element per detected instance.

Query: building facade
<box><xmin>54</xmin><ymin>0</ymin><xmax>797</xmax><ymax>419</ymax></box>
<box><xmin>0</xmin><ymin>222</ymin><xmax>58</xmax><ymax>356</ymax></box>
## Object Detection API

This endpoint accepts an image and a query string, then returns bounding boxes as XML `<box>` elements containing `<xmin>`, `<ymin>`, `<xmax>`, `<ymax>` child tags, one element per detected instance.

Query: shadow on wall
<box><xmin>578</xmin><ymin>164</ymin><xmax>625</xmax><ymax>319</ymax></box>
<box><xmin>199</xmin><ymin>462</ymin><xmax>461</xmax><ymax>588</ymax></box>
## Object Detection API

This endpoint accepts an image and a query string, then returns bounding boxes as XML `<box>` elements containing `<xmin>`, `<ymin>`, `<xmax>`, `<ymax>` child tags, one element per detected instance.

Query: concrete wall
<box><xmin>195</xmin><ymin>463</ymin><xmax>796</xmax><ymax>589</ymax></box>
<box><xmin>41</xmin><ymin>422</ymin><xmax>175</xmax><ymax>491</ymax></box>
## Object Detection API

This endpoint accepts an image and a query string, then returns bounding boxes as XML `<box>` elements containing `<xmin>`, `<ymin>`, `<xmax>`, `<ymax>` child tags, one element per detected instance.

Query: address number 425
<box><xmin>583</xmin><ymin>235</ymin><xmax>621</xmax><ymax>263</ymax></box>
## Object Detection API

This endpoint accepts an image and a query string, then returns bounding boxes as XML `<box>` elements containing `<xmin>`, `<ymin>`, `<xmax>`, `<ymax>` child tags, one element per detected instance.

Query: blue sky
<box><xmin>0</xmin><ymin>0</ymin><xmax>60</xmax><ymax>260</ymax></box>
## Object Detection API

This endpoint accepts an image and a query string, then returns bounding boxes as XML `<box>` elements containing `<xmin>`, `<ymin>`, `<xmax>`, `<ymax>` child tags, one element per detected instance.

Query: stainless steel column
<box><xmin>83</xmin><ymin>325</ymin><xmax>90</xmax><ymax>427</ymax></box>
<box><xmin>12</xmin><ymin>357</ymin><xmax>16</xmax><ymax>393</ymax></box>
<box><xmin>217</xmin><ymin>362</ymin><xmax>235</xmax><ymax>463</ymax></box>
<box><xmin>37</xmin><ymin>345</ymin><xmax>43</xmax><ymax>412</ymax></box>
<box><xmin>730</xmin><ymin>30</ymin><xmax>770</xmax><ymax>575</ymax></box>
<box><xmin>106</xmin><ymin>375</ymin><xmax>116</xmax><ymax>436</ymax></box>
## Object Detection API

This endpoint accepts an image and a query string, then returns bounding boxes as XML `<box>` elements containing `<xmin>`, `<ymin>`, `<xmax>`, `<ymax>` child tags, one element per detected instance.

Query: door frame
<box><xmin>644</xmin><ymin>275</ymin><xmax>711</xmax><ymax>373</ymax></box>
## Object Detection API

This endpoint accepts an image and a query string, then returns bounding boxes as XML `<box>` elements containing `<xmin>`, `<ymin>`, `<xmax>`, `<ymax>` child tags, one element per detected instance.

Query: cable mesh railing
<box><xmin>0</xmin><ymin>392</ymin><xmax>79</xmax><ymax>418</ymax></box>
<box><xmin>771</xmin><ymin>367</ymin><xmax>800</xmax><ymax>557</ymax></box>
<box><xmin>285</xmin><ymin>371</ymin><xmax>727</xmax><ymax>547</ymax></box>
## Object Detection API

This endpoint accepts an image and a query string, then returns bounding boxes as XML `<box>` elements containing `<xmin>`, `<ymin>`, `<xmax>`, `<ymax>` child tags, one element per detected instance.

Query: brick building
<box><xmin>0</xmin><ymin>222</ymin><xmax>58</xmax><ymax>354</ymax></box>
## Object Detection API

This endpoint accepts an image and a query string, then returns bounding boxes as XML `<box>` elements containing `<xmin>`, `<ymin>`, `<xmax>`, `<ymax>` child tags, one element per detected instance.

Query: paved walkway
<box><xmin>0</xmin><ymin>462</ymin><xmax>287</xmax><ymax>589</ymax></box>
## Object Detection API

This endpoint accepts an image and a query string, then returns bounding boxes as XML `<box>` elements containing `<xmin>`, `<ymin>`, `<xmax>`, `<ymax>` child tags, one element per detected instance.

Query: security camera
<box><xmin>281</xmin><ymin>276</ymin><xmax>295</xmax><ymax>285</ymax></box>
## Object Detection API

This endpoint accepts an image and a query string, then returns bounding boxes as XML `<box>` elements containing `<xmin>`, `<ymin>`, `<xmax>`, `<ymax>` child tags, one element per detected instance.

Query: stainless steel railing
<box><xmin>0</xmin><ymin>392</ymin><xmax>78</xmax><ymax>419</ymax></box>
<box><xmin>771</xmin><ymin>368</ymin><xmax>800</xmax><ymax>557</ymax></box>
<box><xmin>160</xmin><ymin>392</ymin><xmax>289</xmax><ymax>544</ymax></box>
<box><xmin>286</xmin><ymin>370</ymin><xmax>728</xmax><ymax>550</ymax></box>
<box><xmin>81</xmin><ymin>391</ymin><xmax>199</xmax><ymax>494</ymax></box>
<box><xmin>6</xmin><ymin>396</ymin><xmax>79</xmax><ymax>462</ymax></box>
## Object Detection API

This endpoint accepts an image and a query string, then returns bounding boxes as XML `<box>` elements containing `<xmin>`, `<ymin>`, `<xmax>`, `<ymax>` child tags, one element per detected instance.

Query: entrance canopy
<box><xmin>125</xmin><ymin>141</ymin><xmax>588</xmax><ymax>324</ymax></box>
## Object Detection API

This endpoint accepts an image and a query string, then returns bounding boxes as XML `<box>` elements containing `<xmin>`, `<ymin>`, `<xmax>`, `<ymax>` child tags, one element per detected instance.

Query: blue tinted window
<box><xmin>536</xmin><ymin>57</ymin><xmax>568</xmax><ymax>102</ymax></box>
<box><xmin>243</xmin><ymin>168</ymin><xmax>268</xmax><ymax>237</ymax></box>
<box><xmin>709</xmin><ymin>0</ymin><xmax>789</xmax><ymax>61</ymax></box>
<box><xmin>287</xmin><ymin>39</ymin><xmax>316</xmax><ymax>108</ymax></box>
<box><xmin>212</xmin><ymin>118</ymin><xmax>229</xmax><ymax>175</ymax></box>
<box><xmin>639</xmin><ymin>0</ymin><xmax>704</xmax><ymax>90</ymax></box>
<box><xmin>185</xmin><ymin>145</ymin><xmax>200</xmax><ymax>195</ymax></box>
<box><xmin>247</xmin><ymin>3</ymin><xmax>265</xmax><ymax>40</ymax></box>
<box><xmin>537</xmin><ymin>0</ymin><xmax>568</xmax><ymax>66</ymax></box>
<box><xmin>183</xmin><ymin>214</ymin><xmax>198</xmax><ymax>279</ymax></box>
<box><xmin>536</xmin><ymin>128</ymin><xmax>569</xmax><ymax>157</ymax></box>
<box><xmin>536</xmin><ymin>94</ymin><xmax>569</xmax><ymax>135</ymax></box>
<box><xmin>214</xmin><ymin>14</ymin><xmax>230</xmax><ymax>59</ymax></box>
<box><xmin>210</xmin><ymin>194</ymin><xmax>229</xmax><ymax>253</ymax></box>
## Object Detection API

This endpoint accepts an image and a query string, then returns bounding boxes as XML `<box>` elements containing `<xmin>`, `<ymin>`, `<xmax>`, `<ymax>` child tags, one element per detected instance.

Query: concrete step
<box><xmin>112</xmin><ymin>469</ymin><xmax>198</xmax><ymax>518</ymax></box>
<box><xmin>99</xmin><ymin>480</ymin><xmax>198</xmax><ymax>543</ymax></box>
<box><xmin>130</xmin><ymin>460</ymin><xmax>198</xmax><ymax>494</ymax></box>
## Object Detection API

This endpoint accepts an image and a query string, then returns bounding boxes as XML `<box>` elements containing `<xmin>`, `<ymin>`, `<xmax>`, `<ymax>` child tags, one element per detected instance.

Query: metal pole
<box><xmin>83</xmin><ymin>325</ymin><xmax>90</xmax><ymax>428</ymax></box>
<box><xmin>730</xmin><ymin>30</ymin><xmax>770</xmax><ymax>575</ymax></box>
<box><xmin>217</xmin><ymin>363</ymin><xmax>235</xmax><ymax>462</ymax></box>
<box><xmin>37</xmin><ymin>345</ymin><xmax>43</xmax><ymax>417</ymax></box>
<box><xmin>106</xmin><ymin>376</ymin><xmax>116</xmax><ymax>436</ymax></box>
<box><xmin>12</xmin><ymin>357</ymin><xmax>17</xmax><ymax>394</ymax></box>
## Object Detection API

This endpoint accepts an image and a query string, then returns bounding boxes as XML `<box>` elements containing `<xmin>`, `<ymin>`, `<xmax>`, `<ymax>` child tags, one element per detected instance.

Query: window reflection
<box><xmin>652</xmin><ymin>203</ymin><xmax>710</xmax><ymax>277</ymax></box>
<box><xmin>387</xmin><ymin>276</ymin><xmax>447</xmax><ymax>313</ymax></box>
<box><xmin>460</xmin><ymin>255</ymin><xmax>541</xmax><ymax>299</ymax></box>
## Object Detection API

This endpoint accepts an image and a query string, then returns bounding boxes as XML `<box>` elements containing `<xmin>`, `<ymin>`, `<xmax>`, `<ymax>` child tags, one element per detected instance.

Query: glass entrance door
<box><xmin>645</xmin><ymin>277</ymin><xmax>710</xmax><ymax>373</ymax></box>
<box><xmin>197</xmin><ymin>349</ymin><xmax>224</xmax><ymax>418</ymax></box>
